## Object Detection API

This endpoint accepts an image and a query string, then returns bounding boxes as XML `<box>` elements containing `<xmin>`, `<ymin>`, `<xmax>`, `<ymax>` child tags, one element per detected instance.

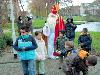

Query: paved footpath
<box><xmin>0</xmin><ymin>51</ymin><xmax>100</xmax><ymax>75</ymax></box>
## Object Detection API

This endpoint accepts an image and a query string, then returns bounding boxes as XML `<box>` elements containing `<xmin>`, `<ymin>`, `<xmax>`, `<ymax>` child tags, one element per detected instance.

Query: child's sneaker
<box><xmin>14</xmin><ymin>54</ymin><xmax>17</xmax><ymax>59</ymax></box>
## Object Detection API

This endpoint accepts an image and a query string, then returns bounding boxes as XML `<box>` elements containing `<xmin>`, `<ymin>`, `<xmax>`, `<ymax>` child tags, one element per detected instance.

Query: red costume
<box><xmin>54</xmin><ymin>16</ymin><xmax>65</xmax><ymax>45</ymax></box>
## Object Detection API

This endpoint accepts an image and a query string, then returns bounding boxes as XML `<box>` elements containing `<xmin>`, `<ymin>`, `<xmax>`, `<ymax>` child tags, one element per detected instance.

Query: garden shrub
<box><xmin>0</xmin><ymin>33</ymin><xmax>6</xmax><ymax>49</ymax></box>
<box><xmin>4</xmin><ymin>32</ymin><xmax>13</xmax><ymax>46</ymax></box>
<box><xmin>0</xmin><ymin>32</ymin><xmax>12</xmax><ymax>49</ymax></box>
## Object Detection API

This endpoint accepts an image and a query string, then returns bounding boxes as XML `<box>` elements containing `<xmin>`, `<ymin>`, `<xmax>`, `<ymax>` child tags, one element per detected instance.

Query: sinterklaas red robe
<box><xmin>54</xmin><ymin>16</ymin><xmax>65</xmax><ymax>45</ymax></box>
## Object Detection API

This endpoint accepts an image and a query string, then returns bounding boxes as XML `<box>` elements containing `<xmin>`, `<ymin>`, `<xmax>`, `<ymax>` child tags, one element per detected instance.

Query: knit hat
<box><xmin>66</xmin><ymin>16</ymin><xmax>73</xmax><ymax>23</ymax></box>
<box><xmin>83</xmin><ymin>28</ymin><xmax>88</xmax><ymax>33</ymax></box>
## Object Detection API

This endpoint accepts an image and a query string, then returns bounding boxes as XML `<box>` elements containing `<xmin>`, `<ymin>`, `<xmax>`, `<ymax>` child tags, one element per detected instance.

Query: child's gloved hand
<box><xmin>22</xmin><ymin>47</ymin><xmax>29</xmax><ymax>51</ymax></box>
<box><xmin>58</xmin><ymin>51</ymin><xmax>61</xmax><ymax>54</ymax></box>
<box><xmin>22</xmin><ymin>47</ymin><xmax>25</xmax><ymax>49</ymax></box>
<box><xmin>53</xmin><ymin>50</ymin><xmax>61</xmax><ymax>56</ymax></box>
<box><xmin>22</xmin><ymin>47</ymin><xmax>26</xmax><ymax>51</ymax></box>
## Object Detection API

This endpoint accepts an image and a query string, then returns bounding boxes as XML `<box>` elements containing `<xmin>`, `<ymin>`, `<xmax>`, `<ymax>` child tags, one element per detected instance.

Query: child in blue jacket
<box><xmin>78</xmin><ymin>28</ymin><xmax>92</xmax><ymax>52</ymax></box>
<box><xmin>13</xmin><ymin>26</ymin><xmax>38</xmax><ymax>75</ymax></box>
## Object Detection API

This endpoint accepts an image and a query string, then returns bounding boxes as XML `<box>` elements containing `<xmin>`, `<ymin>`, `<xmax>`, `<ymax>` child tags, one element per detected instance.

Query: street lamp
<box><xmin>10</xmin><ymin>0</ymin><xmax>17</xmax><ymax>58</ymax></box>
<box><xmin>45</xmin><ymin>3</ymin><xmax>48</xmax><ymax>17</ymax></box>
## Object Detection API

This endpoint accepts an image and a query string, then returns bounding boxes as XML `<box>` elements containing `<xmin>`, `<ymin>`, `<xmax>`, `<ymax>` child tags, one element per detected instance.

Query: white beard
<box><xmin>47</xmin><ymin>13</ymin><xmax>58</xmax><ymax>32</ymax></box>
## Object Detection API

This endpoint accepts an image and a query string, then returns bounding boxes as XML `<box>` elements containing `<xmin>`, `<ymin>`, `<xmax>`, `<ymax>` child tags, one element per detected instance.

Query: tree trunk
<box><xmin>0</xmin><ymin>1</ymin><xmax>2</xmax><ymax>33</ymax></box>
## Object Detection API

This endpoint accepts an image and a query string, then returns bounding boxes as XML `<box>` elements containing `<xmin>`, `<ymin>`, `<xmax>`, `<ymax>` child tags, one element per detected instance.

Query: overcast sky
<box><xmin>22</xmin><ymin>0</ymin><xmax>95</xmax><ymax>11</ymax></box>
<box><xmin>72</xmin><ymin>0</ymin><xmax>95</xmax><ymax>5</ymax></box>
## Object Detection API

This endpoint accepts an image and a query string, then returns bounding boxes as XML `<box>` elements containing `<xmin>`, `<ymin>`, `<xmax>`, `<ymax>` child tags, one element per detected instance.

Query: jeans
<box><xmin>21</xmin><ymin>60</ymin><xmax>36</xmax><ymax>75</ymax></box>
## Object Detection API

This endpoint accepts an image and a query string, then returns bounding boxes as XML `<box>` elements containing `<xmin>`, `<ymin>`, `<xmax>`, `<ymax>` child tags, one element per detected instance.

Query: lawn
<box><xmin>32</xmin><ymin>18</ymin><xmax>46</xmax><ymax>29</ymax></box>
<box><xmin>2</xmin><ymin>16</ymin><xmax>100</xmax><ymax>30</ymax></box>
<box><xmin>2</xmin><ymin>19</ymin><xmax>45</xmax><ymax>30</ymax></box>
<box><xmin>73</xmin><ymin>16</ymin><xmax>86</xmax><ymax>21</ymax></box>
<box><xmin>32</xmin><ymin>16</ymin><xmax>86</xmax><ymax>29</ymax></box>
<box><xmin>74</xmin><ymin>32</ymin><xmax>100</xmax><ymax>52</ymax></box>
<box><xmin>2</xmin><ymin>16</ymin><xmax>86</xmax><ymax>30</ymax></box>
<box><xmin>90</xmin><ymin>32</ymin><xmax>100</xmax><ymax>52</ymax></box>
<box><xmin>63</xmin><ymin>16</ymin><xmax>86</xmax><ymax>21</ymax></box>
<box><xmin>74</xmin><ymin>21</ymin><xmax>86</xmax><ymax>25</ymax></box>
<box><xmin>64</xmin><ymin>16</ymin><xmax>86</xmax><ymax>25</ymax></box>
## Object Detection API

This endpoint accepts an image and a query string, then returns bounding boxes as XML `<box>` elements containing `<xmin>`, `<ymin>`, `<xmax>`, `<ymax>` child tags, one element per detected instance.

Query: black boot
<box><xmin>38</xmin><ymin>74</ymin><xmax>45</xmax><ymax>75</ymax></box>
<box><xmin>14</xmin><ymin>54</ymin><xmax>17</xmax><ymax>59</ymax></box>
<box><xmin>59</xmin><ymin>67</ymin><xmax>61</xmax><ymax>69</ymax></box>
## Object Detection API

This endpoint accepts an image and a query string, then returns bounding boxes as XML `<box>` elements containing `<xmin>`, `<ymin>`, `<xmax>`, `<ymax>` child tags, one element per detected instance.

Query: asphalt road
<box><xmin>0</xmin><ymin>52</ymin><xmax>100</xmax><ymax>75</ymax></box>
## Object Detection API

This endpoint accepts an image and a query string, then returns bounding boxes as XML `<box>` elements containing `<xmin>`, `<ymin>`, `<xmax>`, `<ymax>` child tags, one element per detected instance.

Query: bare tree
<box><xmin>28</xmin><ymin>0</ymin><xmax>55</xmax><ymax>17</ymax></box>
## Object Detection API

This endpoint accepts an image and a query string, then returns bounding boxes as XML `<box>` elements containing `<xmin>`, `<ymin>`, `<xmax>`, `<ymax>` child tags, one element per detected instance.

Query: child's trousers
<box><xmin>36</xmin><ymin>60</ymin><xmax>45</xmax><ymax>74</ymax></box>
<box><xmin>59</xmin><ymin>56</ymin><xmax>64</xmax><ymax>68</ymax></box>
<box><xmin>21</xmin><ymin>60</ymin><xmax>36</xmax><ymax>75</ymax></box>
